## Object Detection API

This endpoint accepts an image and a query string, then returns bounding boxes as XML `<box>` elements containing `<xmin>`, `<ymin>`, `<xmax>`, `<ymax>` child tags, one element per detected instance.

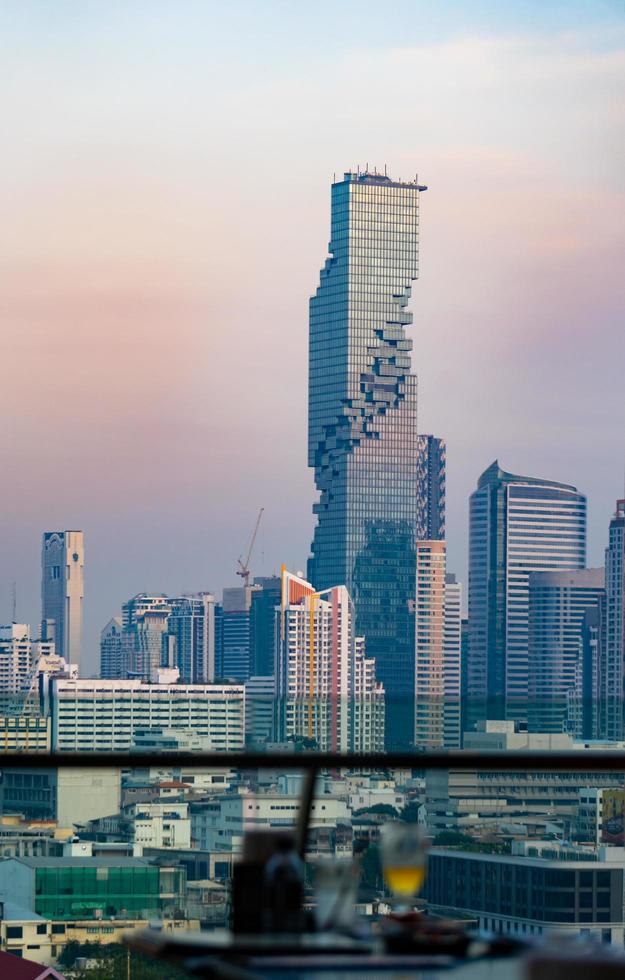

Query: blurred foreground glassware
<box><xmin>380</xmin><ymin>821</ymin><xmax>426</xmax><ymax>912</ymax></box>
<box><xmin>313</xmin><ymin>860</ymin><xmax>359</xmax><ymax>932</ymax></box>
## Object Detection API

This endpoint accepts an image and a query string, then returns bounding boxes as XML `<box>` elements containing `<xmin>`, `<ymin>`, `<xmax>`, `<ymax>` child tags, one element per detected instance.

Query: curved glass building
<box><xmin>308</xmin><ymin>170</ymin><xmax>426</xmax><ymax>747</ymax></box>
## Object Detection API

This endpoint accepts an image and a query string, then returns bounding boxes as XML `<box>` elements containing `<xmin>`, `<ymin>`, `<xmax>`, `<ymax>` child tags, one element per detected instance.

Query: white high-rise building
<box><xmin>414</xmin><ymin>544</ymin><xmax>462</xmax><ymax>749</ymax></box>
<box><xmin>444</xmin><ymin>573</ymin><xmax>462</xmax><ymax>749</ymax></box>
<box><xmin>603</xmin><ymin>499</ymin><xmax>625</xmax><ymax>739</ymax></box>
<box><xmin>46</xmin><ymin>674</ymin><xmax>245</xmax><ymax>752</ymax></box>
<box><xmin>276</xmin><ymin>569</ymin><xmax>384</xmax><ymax>752</ymax></box>
<box><xmin>41</xmin><ymin>530</ymin><xmax>84</xmax><ymax>670</ymax></box>
<box><xmin>0</xmin><ymin>624</ymin><xmax>55</xmax><ymax>696</ymax></box>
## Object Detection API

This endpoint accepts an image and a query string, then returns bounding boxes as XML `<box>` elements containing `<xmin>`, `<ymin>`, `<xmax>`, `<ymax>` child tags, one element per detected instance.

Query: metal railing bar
<box><xmin>1</xmin><ymin>750</ymin><xmax>625</xmax><ymax>771</ymax></box>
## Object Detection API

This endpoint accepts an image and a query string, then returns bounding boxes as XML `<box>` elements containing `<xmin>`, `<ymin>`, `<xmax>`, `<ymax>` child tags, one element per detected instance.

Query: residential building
<box><xmin>168</xmin><ymin>593</ymin><xmax>217</xmax><ymax>683</ymax></box>
<box><xmin>467</xmin><ymin>461</ymin><xmax>586</xmax><ymax>726</ymax></box>
<box><xmin>131</xmin><ymin>802</ymin><xmax>191</xmax><ymax>849</ymax></box>
<box><xmin>275</xmin><ymin>568</ymin><xmax>384</xmax><ymax>752</ymax></box>
<box><xmin>0</xmin><ymin>716</ymin><xmax>50</xmax><ymax>752</ymax></box>
<box><xmin>416</xmin><ymin>435</ymin><xmax>446</xmax><ymax>541</ymax></box>
<box><xmin>190</xmin><ymin>790</ymin><xmax>351</xmax><ymax>855</ymax></box>
<box><xmin>414</xmin><ymin>541</ymin><xmax>446</xmax><ymax>748</ymax></box>
<box><xmin>426</xmin><ymin>844</ymin><xmax>625</xmax><ymax>943</ymax></box>
<box><xmin>41</xmin><ymin>531</ymin><xmax>84</xmax><ymax>670</ymax></box>
<box><xmin>0</xmin><ymin>625</ymin><xmax>55</xmax><ymax>696</ymax></box>
<box><xmin>0</xmin><ymin>768</ymin><xmax>120</xmax><ymax>827</ymax></box>
<box><xmin>0</xmin><ymin>901</ymin><xmax>56</xmax><ymax>968</ymax></box>
<box><xmin>126</xmin><ymin>602</ymin><xmax>172</xmax><ymax>681</ymax></box>
<box><xmin>603</xmin><ymin>499</ymin><xmax>625</xmax><ymax>739</ymax></box>
<box><xmin>528</xmin><ymin>568</ymin><xmax>604</xmax><ymax>733</ymax></box>
<box><xmin>576</xmin><ymin>788</ymin><xmax>625</xmax><ymax>846</ymax></box>
<box><xmin>99</xmin><ymin>616</ymin><xmax>123</xmax><ymax>679</ymax></box>
<box><xmin>249</xmin><ymin>576</ymin><xmax>281</xmax><ymax>677</ymax></box>
<box><xmin>308</xmin><ymin>170</ymin><xmax>427</xmax><ymax>748</ymax></box>
<box><xmin>45</xmin><ymin>675</ymin><xmax>245</xmax><ymax>752</ymax></box>
<box><xmin>444</xmin><ymin>574</ymin><xmax>462</xmax><ymax>748</ymax></box>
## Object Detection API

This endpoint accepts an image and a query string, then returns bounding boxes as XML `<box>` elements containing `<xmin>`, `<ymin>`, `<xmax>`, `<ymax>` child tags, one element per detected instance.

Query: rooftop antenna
<box><xmin>11</xmin><ymin>582</ymin><xmax>16</xmax><ymax>623</ymax></box>
<box><xmin>384</xmin><ymin>164</ymin><xmax>387</xmax><ymax>176</ymax></box>
<box><xmin>366</xmin><ymin>161</ymin><xmax>369</xmax><ymax>172</ymax></box>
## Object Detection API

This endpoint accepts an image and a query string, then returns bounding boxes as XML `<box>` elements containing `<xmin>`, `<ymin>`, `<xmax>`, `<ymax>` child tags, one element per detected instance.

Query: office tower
<box><xmin>250</xmin><ymin>576</ymin><xmax>281</xmax><ymax>677</ymax></box>
<box><xmin>570</xmin><ymin>603</ymin><xmax>604</xmax><ymax>740</ymax></box>
<box><xmin>413</xmin><ymin>544</ymin><xmax>461</xmax><ymax>749</ymax></box>
<box><xmin>308</xmin><ymin>170</ymin><xmax>426</xmax><ymax>747</ymax></box>
<box><xmin>467</xmin><ymin>461</ymin><xmax>586</xmax><ymax>725</ymax></box>
<box><xmin>460</xmin><ymin>616</ymin><xmax>470</xmax><ymax>744</ymax></box>
<box><xmin>44</xmin><ymin>674</ymin><xmax>245</xmax><ymax>752</ymax></box>
<box><xmin>417</xmin><ymin>435</ymin><xmax>446</xmax><ymax>541</ymax></box>
<box><xmin>444</xmin><ymin>573</ymin><xmax>462</xmax><ymax>749</ymax></box>
<box><xmin>168</xmin><ymin>593</ymin><xmax>217</xmax><ymax>683</ymax></box>
<box><xmin>528</xmin><ymin>568</ymin><xmax>604</xmax><ymax>734</ymax></box>
<box><xmin>276</xmin><ymin>569</ymin><xmax>384</xmax><ymax>752</ymax></box>
<box><xmin>41</xmin><ymin>530</ymin><xmax>84</xmax><ymax>669</ymax></box>
<box><xmin>99</xmin><ymin>616</ymin><xmax>123</xmax><ymax>678</ymax></box>
<box><xmin>603</xmin><ymin>499</ymin><xmax>625</xmax><ymax>739</ymax></box>
<box><xmin>219</xmin><ymin>587</ymin><xmax>253</xmax><ymax>682</ymax></box>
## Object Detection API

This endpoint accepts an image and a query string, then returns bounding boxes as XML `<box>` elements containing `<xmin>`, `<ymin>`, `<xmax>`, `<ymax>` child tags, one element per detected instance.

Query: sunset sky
<box><xmin>2</xmin><ymin>1</ymin><xmax>625</xmax><ymax>672</ymax></box>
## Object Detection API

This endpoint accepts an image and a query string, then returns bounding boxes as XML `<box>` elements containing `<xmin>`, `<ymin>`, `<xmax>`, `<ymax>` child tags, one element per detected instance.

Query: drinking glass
<box><xmin>380</xmin><ymin>821</ymin><xmax>427</xmax><ymax>911</ymax></box>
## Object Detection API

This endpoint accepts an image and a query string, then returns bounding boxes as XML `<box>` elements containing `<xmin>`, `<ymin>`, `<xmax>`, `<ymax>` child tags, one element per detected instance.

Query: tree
<box><xmin>399</xmin><ymin>801</ymin><xmax>421</xmax><ymax>823</ymax></box>
<box><xmin>360</xmin><ymin>843</ymin><xmax>382</xmax><ymax>891</ymax></box>
<box><xmin>353</xmin><ymin>803</ymin><xmax>399</xmax><ymax>818</ymax></box>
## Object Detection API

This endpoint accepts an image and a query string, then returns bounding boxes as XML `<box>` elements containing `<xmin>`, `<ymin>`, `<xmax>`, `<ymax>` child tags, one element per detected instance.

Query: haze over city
<box><xmin>3</xmin><ymin>1</ymin><xmax>625</xmax><ymax>672</ymax></box>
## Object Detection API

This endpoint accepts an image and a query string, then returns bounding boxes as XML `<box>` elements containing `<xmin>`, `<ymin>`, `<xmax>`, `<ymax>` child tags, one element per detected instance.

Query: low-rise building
<box><xmin>426</xmin><ymin>843</ymin><xmax>625</xmax><ymax>944</ymax></box>
<box><xmin>0</xmin><ymin>769</ymin><xmax>120</xmax><ymax>828</ymax></box>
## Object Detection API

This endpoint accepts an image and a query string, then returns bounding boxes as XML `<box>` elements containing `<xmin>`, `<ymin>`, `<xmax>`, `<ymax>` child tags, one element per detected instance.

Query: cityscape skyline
<box><xmin>3</xmin><ymin>3</ymin><xmax>625</xmax><ymax>674</ymax></box>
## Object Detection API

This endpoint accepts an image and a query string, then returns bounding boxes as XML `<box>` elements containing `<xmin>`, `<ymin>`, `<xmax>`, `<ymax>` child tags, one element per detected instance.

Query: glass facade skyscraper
<box><xmin>308</xmin><ymin>170</ymin><xmax>426</xmax><ymax>747</ymax></box>
<box><xmin>468</xmin><ymin>461</ymin><xmax>587</xmax><ymax>726</ymax></box>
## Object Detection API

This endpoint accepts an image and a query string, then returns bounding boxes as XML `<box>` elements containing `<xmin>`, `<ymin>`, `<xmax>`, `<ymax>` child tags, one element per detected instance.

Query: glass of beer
<box><xmin>380</xmin><ymin>821</ymin><xmax>426</xmax><ymax>911</ymax></box>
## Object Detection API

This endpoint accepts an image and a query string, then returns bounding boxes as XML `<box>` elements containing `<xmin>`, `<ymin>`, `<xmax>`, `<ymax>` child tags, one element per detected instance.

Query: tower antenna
<box><xmin>11</xmin><ymin>582</ymin><xmax>16</xmax><ymax>623</ymax></box>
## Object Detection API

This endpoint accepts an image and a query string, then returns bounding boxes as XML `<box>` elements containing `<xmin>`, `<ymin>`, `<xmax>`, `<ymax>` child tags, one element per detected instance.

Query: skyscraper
<box><xmin>308</xmin><ymin>170</ymin><xmax>426</xmax><ymax>747</ymax></box>
<box><xmin>276</xmin><ymin>568</ymin><xmax>384</xmax><ymax>752</ymax></box>
<box><xmin>41</xmin><ymin>531</ymin><xmax>84</xmax><ymax>670</ymax></box>
<box><xmin>99</xmin><ymin>616</ymin><xmax>124</xmax><ymax>679</ymax></box>
<box><xmin>168</xmin><ymin>593</ymin><xmax>217</xmax><ymax>683</ymax></box>
<box><xmin>603</xmin><ymin>499</ymin><xmax>625</xmax><ymax>739</ymax></box>
<box><xmin>467</xmin><ymin>461</ymin><xmax>586</xmax><ymax>726</ymax></box>
<box><xmin>528</xmin><ymin>568</ymin><xmax>604</xmax><ymax>734</ymax></box>
<box><xmin>417</xmin><ymin>435</ymin><xmax>446</xmax><ymax>541</ymax></box>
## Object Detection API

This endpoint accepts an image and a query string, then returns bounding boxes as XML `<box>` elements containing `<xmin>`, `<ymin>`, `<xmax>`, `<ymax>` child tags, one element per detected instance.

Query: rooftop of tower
<box><xmin>336</xmin><ymin>169</ymin><xmax>427</xmax><ymax>191</ymax></box>
<box><xmin>477</xmin><ymin>459</ymin><xmax>579</xmax><ymax>493</ymax></box>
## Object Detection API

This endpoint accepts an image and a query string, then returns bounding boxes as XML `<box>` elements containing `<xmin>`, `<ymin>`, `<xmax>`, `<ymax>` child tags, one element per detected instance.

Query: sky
<box><xmin>2</xmin><ymin>1</ymin><xmax>625</xmax><ymax>673</ymax></box>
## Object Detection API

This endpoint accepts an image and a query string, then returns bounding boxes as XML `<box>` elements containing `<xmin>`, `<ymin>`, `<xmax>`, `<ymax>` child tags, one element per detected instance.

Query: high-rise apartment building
<box><xmin>276</xmin><ymin>569</ymin><xmax>384</xmax><ymax>752</ymax></box>
<box><xmin>444</xmin><ymin>573</ymin><xmax>462</xmax><ymax>749</ymax></box>
<box><xmin>528</xmin><ymin>568</ymin><xmax>604</xmax><ymax>734</ymax></box>
<box><xmin>417</xmin><ymin>435</ymin><xmax>446</xmax><ymax>541</ymax></box>
<box><xmin>603</xmin><ymin>499</ymin><xmax>625</xmax><ymax>739</ymax></box>
<box><xmin>0</xmin><ymin>624</ymin><xmax>56</xmax><ymax>701</ymax></box>
<box><xmin>308</xmin><ymin>170</ymin><xmax>426</xmax><ymax>747</ymax></box>
<box><xmin>467</xmin><ymin>462</ymin><xmax>586</xmax><ymax>726</ymax></box>
<box><xmin>41</xmin><ymin>531</ymin><xmax>84</xmax><ymax>669</ymax></box>
<box><xmin>413</xmin><ymin>545</ymin><xmax>461</xmax><ymax>749</ymax></box>
<box><xmin>168</xmin><ymin>593</ymin><xmax>217</xmax><ymax>683</ymax></box>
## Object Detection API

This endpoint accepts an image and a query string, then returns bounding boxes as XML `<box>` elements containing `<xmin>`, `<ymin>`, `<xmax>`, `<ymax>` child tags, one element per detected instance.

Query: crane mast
<box><xmin>236</xmin><ymin>507</ymin><xmax>264</xmax><ymax>589</ymax></box>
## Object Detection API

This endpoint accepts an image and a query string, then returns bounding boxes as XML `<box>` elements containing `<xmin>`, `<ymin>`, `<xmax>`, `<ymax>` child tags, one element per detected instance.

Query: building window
<box><xmin>6</xmin><ymin>926</ymin><xmax>23</xmax><ymax>938</ymax></box>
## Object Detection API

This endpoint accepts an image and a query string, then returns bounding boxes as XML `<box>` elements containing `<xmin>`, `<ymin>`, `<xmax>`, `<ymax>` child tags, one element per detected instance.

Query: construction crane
<box><xmin>236</xmin><ymin>507</ymin><xmax>264</xmax><ymax>589</ymax></box>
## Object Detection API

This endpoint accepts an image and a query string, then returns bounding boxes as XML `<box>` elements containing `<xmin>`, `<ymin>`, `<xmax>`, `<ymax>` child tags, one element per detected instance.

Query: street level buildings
<box><xmin>308</xmin><ymin>170</ymin><xmax>427</xmax><ymax>748</ymax></box>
